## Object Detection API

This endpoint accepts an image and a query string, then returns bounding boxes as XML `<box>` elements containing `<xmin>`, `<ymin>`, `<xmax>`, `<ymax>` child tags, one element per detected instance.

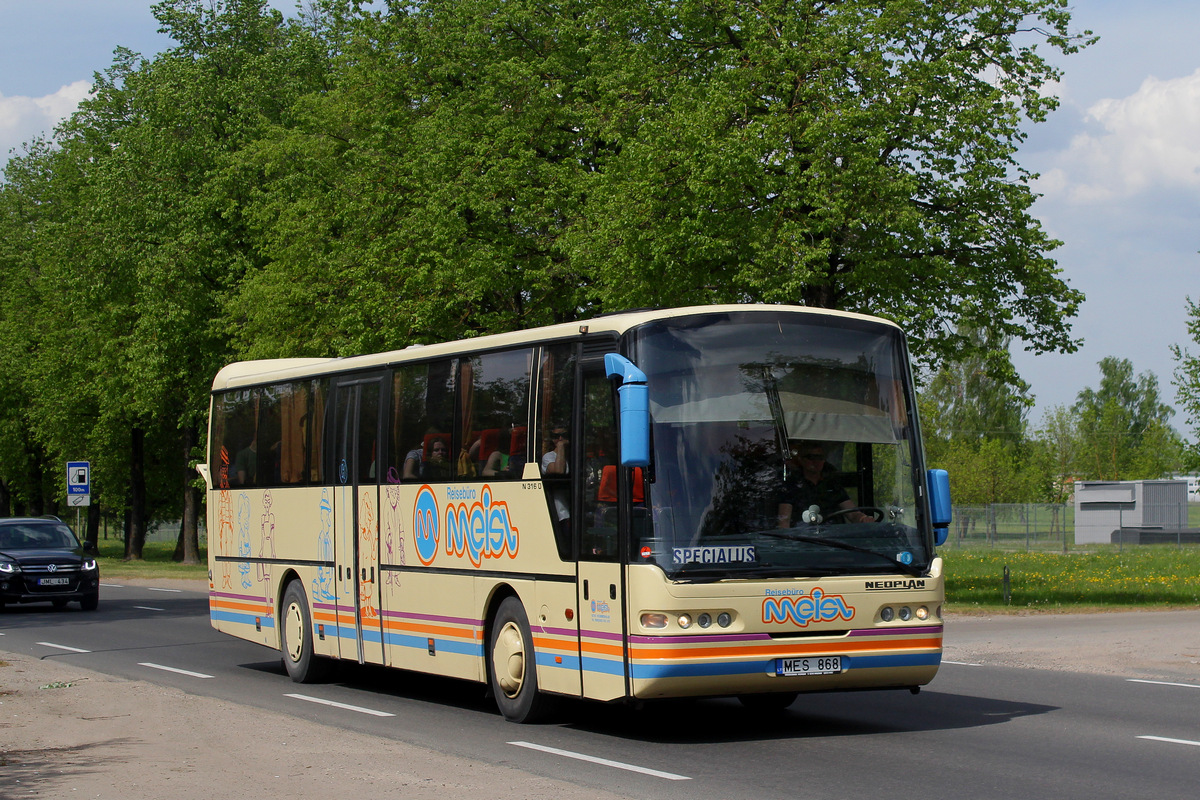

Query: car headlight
<box><xmin>0</xmin><ymin>560</ymin><xmax>18</xmax><ymax>574</ymax></box>
<box><xmin>82</xmin><ymin>558</ymin><xmax>98</xmax><ymax>571</ymax></box>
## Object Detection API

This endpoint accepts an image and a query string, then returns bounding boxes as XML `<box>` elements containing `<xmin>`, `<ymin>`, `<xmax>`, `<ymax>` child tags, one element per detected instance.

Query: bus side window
<box><xmin>538</xmin><ymin>344</ymin><xmax>575</xmax><ymax>561</ymax></box>
<box><xmin>389</xmin><ymin>360</ymin><xmax>456</xmax><ymax>483</ymax></box>
<box><xmin>581</xmin><ymin>372</ymin><xmax>619</xmax><ymax>561</ymax></box>
<box><xmin>461</xmin><ymin>349</ymin><xmax>532</xmax><ymax>480</ymax></box>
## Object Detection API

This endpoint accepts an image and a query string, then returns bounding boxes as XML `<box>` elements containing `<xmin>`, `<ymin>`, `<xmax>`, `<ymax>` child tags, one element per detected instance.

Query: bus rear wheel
<box><xmin>280</xmin><ymin>581</ymin><xmax>330</xmax><ymax>683</ymax></box>
<box><xmin>489</xmin><ymin>596</ymin><xmax>549</xmax><ymax>723</ymax></box>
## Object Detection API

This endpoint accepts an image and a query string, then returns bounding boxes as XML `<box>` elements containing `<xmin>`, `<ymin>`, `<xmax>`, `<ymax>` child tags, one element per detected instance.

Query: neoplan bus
<box><xmin>199</xmin><ymin>304</ymin><xmax>953</xmax><ymax>722</ymax></box>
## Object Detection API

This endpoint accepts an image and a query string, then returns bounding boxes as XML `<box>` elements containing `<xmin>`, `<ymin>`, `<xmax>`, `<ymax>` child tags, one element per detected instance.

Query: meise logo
<box><xmin>762</xmin><ymin>588</ymin><xmax>855</xmax><ymax>627</ymax></box>
<box><xmin>413</xmin><ymin>485</ymin><xmax>519</xmax><ymax>567</ymax></box>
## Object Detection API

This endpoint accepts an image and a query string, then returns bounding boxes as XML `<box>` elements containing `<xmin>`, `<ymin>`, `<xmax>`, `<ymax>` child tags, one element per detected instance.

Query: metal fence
<box><xmin>941</xmin><ymin>504</ymin><xmax>1073</xmax><ymax>552</ymax></box>
<box><xmin>941</xmin><ymin>503</ymin><xmax>1200</xmax><ymax>551</ymax></box>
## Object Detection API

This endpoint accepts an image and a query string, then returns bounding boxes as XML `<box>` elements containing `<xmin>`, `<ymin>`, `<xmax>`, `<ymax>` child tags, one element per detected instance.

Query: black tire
<box><xmin>280</xmin><ymin>581</ymin><xmax>331</xmax><ymax>683</ymax></box>
<box><xmin>489</xmin><ymin>596</ymin><xmax>550</xmax><ymax>723</ymax></box>
<box><xmin>738</xmin><ymin>692</ymin><xmax>799</xmax><ymax>712</ymax></box>
<box><xmin>80</xmin><ymin>591</ymin><xmax>99</xmax><ymax>611</ymax></box>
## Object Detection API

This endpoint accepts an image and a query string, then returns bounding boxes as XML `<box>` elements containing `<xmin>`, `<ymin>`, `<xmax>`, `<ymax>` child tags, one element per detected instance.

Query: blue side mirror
<box><xmin>604</xmin><ymin>354</ymin><xmax>650</xmax><ymax>467</ymax></box>
<box><xmin>927</xmin><ymin>469</ymin><xmax>951</xmax><ymax>546</ymax></box>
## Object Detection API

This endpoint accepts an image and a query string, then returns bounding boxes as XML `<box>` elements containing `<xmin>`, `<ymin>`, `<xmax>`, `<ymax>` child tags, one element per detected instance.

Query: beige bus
<box><xmin>199</xmin><ymin>304</ymin><xmax>951</xmax><ymax>722</ymax></box>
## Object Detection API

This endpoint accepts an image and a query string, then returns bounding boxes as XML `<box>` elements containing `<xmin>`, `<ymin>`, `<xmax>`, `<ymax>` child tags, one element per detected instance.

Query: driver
<box><xmin>776</xmin><ymin>440</ymin><xmax>869</xmax><ymax>526</ymax></box>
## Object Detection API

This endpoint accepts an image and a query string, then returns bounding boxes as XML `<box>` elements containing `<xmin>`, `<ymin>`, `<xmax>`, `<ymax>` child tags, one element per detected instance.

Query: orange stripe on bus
<box><xmin>382</xmin><ymin>620</ymin><xmax>483</xmax><ymax>640</ymax></box>
<box><xmin>210</xmin><ymin>599</ymin><xmax>271</xmax><ymax>613</ymax></box>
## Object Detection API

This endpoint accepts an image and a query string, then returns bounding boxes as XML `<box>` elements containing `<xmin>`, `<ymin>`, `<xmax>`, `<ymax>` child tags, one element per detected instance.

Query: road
<box><xmin>3</xmin><ymin>582</ymin><xmax>1199</xmax><ymax>799</ymax></box>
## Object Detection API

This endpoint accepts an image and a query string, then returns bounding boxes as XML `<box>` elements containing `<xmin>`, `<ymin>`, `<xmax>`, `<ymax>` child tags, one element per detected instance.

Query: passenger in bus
<box><xmin>403</xmin><ymin>432</ymin><xmax>451</xmax><ymax>481</ymax></box>
<box><xmin>424</xmin><ymin>437</ymin><xmax>451</xmax><ymax>480</ymax></box>
<box><xmin>233</xmin><ymin>439</ymin><xmax>257</xmax><ymax>485</ymax></box>
<box><xmin>482</xmin><ymin>426</ymin><xmax>520</xmax><ymax>477</ymax></box>
<box><xmin>541</xmin><ymin>426</ymin><xmax>569</xmax><ymax>475</ymax></box>
<box><xmin>541</xmin><ymin>424</ymin><xmax>571</xmax><ymax>525</ymax></box>
<box><xmin>776</xmin><ymin>440</ymin><xmax>868</xmax><ymax>526</ymax></box>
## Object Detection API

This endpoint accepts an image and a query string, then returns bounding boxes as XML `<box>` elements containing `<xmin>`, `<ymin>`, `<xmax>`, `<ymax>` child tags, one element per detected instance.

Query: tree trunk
<box><xmin>86</xmin><ymin>499</ymin><xmax>101</xmax><ymax>553</ymax></box>
<box><xmin>175</xmin><ymin>425</ymin><xmax>202</xmax><ymax>564</ymax></box>
<box><xmin>125</xmin><ymin>426</ymin><xmax>147</xmax><ymax>560</ymax></box>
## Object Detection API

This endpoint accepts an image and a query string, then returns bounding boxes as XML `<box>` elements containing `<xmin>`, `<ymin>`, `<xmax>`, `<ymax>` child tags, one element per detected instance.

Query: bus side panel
<box><xmin>530</xmin><ymin>579</ymin><xmax>584</xmax><ymax>697</ymax></box>
<box><xmin>624</xmin><ymin>565</ymin><xmax>944</xmax><ymax>700</ymax></box>
<box><xmin>375</xmin><ymin>482</ymin><xmax>583</xmax><ymax>695</ymax></box>
<box><xmin>378</xmin><ymin>568</ymin><xmax>485</xmax><ymax>681</ymax></box>
<box><xmin>207</xmin><ymin>486</ymin><xmax>334</xmax><ymax>655</ymax></box>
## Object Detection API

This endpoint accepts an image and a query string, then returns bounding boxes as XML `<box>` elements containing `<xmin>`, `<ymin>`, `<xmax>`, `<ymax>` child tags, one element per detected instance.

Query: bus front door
<box><xmin>332</xmin><ymin>376</ymin><xmax>385</xmax><ymax>666</ymax></box>
<box><xmin>576</xmin><ymin>367</ymin><xmax>628</xmax><ymax>701</ymax></box>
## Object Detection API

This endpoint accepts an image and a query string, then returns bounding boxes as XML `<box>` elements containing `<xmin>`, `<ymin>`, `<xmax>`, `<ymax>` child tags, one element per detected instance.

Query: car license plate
<box><xmin>39</xmin><ymin>577</ymin><xmax>70</xmax><ymax>586</ymax></box>
<box><xmin>776</xmin><ymin>656</ymin><xmax>842</xmax><ymax>676</ymax></box>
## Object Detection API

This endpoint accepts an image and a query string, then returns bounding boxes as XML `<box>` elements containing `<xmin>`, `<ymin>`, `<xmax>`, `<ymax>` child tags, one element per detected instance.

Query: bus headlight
<box><xmin>697</xmin><ymin>613</ymin><xmax>712</xmax><ymax>628</ymax></box>
<box><xmin>880</xmin><ymin>607</ymin><xmax>895</xmax><ymax>622</ymax></box>
<box><xmin>678</xmin><ymin>614</ymin><xmax>692</xmax><ymax>629</ymax></box>
<box><xmin>717</xmin><ymin>612</ymin><xmax>732</xmax><ymax>628</ymax></box>
<box><xmin>641</xmin><ymin>613</ymin><xmax>668</xmax><ymax>629</ymax></box>
<box><xmin>915</xmin><ymin>606</ymin><xmax>929</xmax><ymax>621</ymax></box>
<box><xmin>898</xmin><ymin>606</ymin><xmax>913</xmax><ymax>621</ymax></box>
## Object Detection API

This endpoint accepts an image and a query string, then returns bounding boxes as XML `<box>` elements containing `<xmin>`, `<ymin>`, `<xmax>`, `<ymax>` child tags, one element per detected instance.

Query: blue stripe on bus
<box><xmin>630</xmin><ymin>652</ymin><xmax>941</xmax><ymax>680</ymax></box>
<box><xmin>210</xmin><ymin>610</ymin><xmax>276</xmax><ymax>629</ymax></box>
<box><xmin>381</xmin><ymin>631</ymin><xmax>485</xmax><ymax>658</ymax></box>
<box><xmin>536</xmin><ymin>651</ymin><xmax>582</xmax><ymax>671</ymax></box>
<box><xmin>580</xmin><ymin>654</ymin><xmax>625</xmax><ymax>676</ymax></box>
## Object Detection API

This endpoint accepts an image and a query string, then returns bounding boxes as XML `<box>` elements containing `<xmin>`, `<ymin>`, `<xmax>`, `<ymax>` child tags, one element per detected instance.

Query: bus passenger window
<box><xmin>538</xmin><ymin>344</ymin><xmax>575</xmax><ymax>560</ymax></box>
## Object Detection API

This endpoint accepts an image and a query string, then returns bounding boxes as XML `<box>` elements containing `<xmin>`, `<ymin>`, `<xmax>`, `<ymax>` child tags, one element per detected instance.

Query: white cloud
<box><xmin>0</xmin><ymin>80</ymin><xmax>91</xmax><ymax>162</ymax></box>
<box><xmin>1036</xmin><ymin>68</ymin><xmax>1200</xmax><ymax>203</ymax></box>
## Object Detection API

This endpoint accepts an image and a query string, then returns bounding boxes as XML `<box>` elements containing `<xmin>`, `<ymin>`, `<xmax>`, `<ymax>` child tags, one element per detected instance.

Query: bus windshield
<box><xmin>633</xmin><ymin>311</ymin><xmax>932</xmax><ymax>580</ymax></box>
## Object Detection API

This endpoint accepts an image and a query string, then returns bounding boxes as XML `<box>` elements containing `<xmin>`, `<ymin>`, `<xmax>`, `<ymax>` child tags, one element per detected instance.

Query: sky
<box><xmin>2</xmin><ymin>1</ymin><xmax>1199</xmax><ymax>434</ymax></box>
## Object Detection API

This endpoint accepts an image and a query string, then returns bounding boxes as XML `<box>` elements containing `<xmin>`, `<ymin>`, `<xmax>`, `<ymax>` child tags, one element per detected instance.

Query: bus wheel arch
<box><xmin>279</xmin><ymin>579</ymin><xmax>331</xmax><ymax>684</ymax></box>
<box><xmin>487</xmin><ymin>592</ymin><xmax>550</xmax><ymax>723</ymax></box>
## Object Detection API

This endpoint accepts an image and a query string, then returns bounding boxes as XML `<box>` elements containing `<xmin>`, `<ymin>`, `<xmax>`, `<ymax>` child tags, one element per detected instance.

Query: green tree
<box><xmin>1073</xmin><ymin>357</ymin><xmax>1182</xmax><ymax>480</ymax></box>
<box><xmin>1172</xmin><ymin>296</ymin><xmax>1200</xmax><ymax>467</ymax></box>
<box><xmin>233</xmin><ymin>0</ymin><xmax>1092</xmax><ymax>367</ymax></box>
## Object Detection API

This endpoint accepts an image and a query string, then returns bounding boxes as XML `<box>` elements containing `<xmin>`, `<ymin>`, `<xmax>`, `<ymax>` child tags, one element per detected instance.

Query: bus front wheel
<box><xmin>280</xmin><ymin>581</ymin><xmax>330</xmax><ymax>683</ymax></box>
<box><xmin>489</xmin><ymin>596</ymin><xmax>549</xmax><ymax>723</ymax></box>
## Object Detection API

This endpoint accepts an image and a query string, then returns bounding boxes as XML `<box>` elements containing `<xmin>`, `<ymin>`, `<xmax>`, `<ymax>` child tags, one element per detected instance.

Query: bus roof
<box><xmin>210</xmin><ymin>304</ymin><xmax>900</xmax><ymax>391</ymax></box>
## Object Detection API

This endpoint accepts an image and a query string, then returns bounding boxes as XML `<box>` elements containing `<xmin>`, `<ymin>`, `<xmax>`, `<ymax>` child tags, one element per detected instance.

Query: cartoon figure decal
<box><xmin>236</xmin><ymin>493</ymin><xmax>252</xmax><ymax>590</ymax></box>
<box><xmin>358</xmin><ymin>488</ymin><xmax>377</xmax><ymax>618</ymax></box>
<box><xmin>313</xmin><ymin>489</ymin><xmax>335</xmax><ymax>602</ymax></box>
<box><xmin>257</xmin><ymin>489</ymin><xmax>275</xmax><ymax>590</ymax></box>
<box><xmin>384</xmin><ymin>468</ymin><xmax>405</xmax><ymax>583</ymax></box>
<box><xmin>217</xmin><ymin>447</ymin><xmax>235</xmax><ymax>590</ymax></box>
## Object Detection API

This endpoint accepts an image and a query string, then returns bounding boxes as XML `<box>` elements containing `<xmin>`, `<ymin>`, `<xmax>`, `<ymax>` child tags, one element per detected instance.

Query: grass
<box><xmin>944</xmin><ymin>546</ymin><xmax>1200</xmax><ymax>613</ymax></box>
<box><xmin>96</xmin><ymin>537</ymin><xmax>208</xmax><ymax>581</ymax></box>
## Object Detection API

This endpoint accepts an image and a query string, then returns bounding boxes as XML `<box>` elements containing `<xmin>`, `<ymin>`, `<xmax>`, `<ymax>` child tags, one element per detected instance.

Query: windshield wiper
<box><xmin>760</xmin><ymin>528</ymin><xmax>925</xmax><ymax>577</ymax></box>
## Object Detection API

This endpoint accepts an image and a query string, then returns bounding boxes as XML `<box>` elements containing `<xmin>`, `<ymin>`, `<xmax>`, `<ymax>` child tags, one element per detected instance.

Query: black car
<box><xmin>0</xmin><ymin>517</ymin><xmax>99</xmax><ymax>611</ymax></box>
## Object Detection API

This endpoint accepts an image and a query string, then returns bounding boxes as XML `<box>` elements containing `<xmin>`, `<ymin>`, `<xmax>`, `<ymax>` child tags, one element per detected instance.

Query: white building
<box><xmin>1074</xmin><ymin>479</ymin><xmax>1189</xmax><ymax>545</ymax></box>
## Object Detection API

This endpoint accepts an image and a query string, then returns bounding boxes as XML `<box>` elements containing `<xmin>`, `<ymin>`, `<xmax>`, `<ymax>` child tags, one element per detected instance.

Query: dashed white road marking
<box><xmin>1138</xmin><ymin>735</ymin><xmax>1200</xmax><ymax>748</ymax></box>
<box><xmin>285</xmin><ymin>693</ymin><xmax>395</xmax><ymax>717</ymax></box>
<box><xmin>139</xmin><ymin>662</ymin><xmax>213</xmax><ymax>679</ymax></box>
<box><xmin>1127</xmin><ymin>679</ymin><xmax>1200</xmax><ymax>690</ymax></box>
<box><xmin>36</xmin><ymin>642</ymin><xmax>91</xmax><ymax>653</ymax></box>
<box><xmin>509</xmin><ymin>741</ymin><xmax>691</xmax><ymax>781</ymax></box>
